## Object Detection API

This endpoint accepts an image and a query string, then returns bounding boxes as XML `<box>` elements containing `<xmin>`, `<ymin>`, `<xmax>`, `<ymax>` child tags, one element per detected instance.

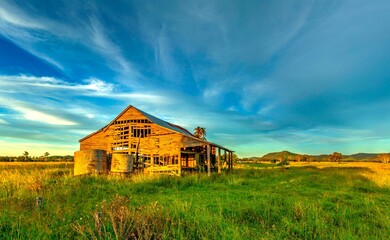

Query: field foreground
<box><xmin>0</xmin><ymin>162</ymin><xmax>389</xmax><ymax>239</ymax></box>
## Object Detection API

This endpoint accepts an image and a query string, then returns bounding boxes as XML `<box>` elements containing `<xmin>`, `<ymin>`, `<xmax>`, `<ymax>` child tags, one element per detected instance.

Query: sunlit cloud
<box><xmin>82</xmin><ymin>78</ymin><xmax>114</xmax><ymax>93</ymax></box>
<box><xmin>15</xmin><ymin>106</ymin><xmax>77</xmax><ymax>126</ymax></box>
<box><xmin>0</xmin><ymin>96</ymin><xmax>77</xmax><ymax>126</ymax></box>
<box><xmin>0</xmin><ymin>75</ymin><xmax>168</xmax><ymax>107</ymax></box>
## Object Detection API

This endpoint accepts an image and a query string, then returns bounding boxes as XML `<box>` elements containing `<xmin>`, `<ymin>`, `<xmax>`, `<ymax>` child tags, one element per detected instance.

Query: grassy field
<box><xmin>0</xmin><ymin>162</ymin><xmax>389</xmax><ymax>239</ymax></box>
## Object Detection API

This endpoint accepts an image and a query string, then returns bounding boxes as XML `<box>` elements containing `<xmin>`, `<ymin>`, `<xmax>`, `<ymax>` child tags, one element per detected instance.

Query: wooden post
<box><xmin>228</xmin><ymin>151</ymin><xmax>232</xmax><ymax>172</ymax></box>
<box><xmin>151</xmin><ymin>150</ymin><xmax>154</xmax><ymax>168</ymax></box>
<box><xmin>207</xmin><ymin>145</ymin><xmax>211</xmax><ymax>176</ymax></box>
<box><xmin>217</xmin><ymin>148</ymin><xmax>221</xmax><ymax>174</ymax></box>
<box><xmin>178</xmin><ymin>148</ymin><xmax>182</xmax><ymax>177</ymax></box>
<box><xmin>227</xmin><ymin>151</ymin><xmax>230</xmax><ymax>171</ymax></box>
<box><xmin>229</xmin><ymin>152</ymin><xmax>233</xmax><ymax>172</ymax></box>
<box><xmin>230</xmin><ymin>152</ymin><xmax>232</xmax><ymax>171</ymax></box>
<box><xmin>231</xmin><ymin>152</ymin><xmax>234</xmax><ymax>171</ymax></box>
<box><xmin>224</xmin><ymin>150</ymin><xmax>227</xmax><ymax>170</ymax></box>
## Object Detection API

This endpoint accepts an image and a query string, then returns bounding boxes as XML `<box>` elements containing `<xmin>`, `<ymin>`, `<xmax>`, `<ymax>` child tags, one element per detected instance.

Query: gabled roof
<box><xmin>79</xmin><ymin>105</ymin><xmax>194</xmax><ymax>142</ymax></box>
<box><xmin>79</xmin><ymin>105</ymin><xmax>232</xmax><ymax>151</ymax></box>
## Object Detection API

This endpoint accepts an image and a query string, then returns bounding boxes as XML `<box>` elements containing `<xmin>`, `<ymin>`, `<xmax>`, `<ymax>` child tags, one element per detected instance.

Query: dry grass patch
<box><xmin>290</xmin><ymin>162</ymin><xmax>390</xmax><ymax>187</ymax></box>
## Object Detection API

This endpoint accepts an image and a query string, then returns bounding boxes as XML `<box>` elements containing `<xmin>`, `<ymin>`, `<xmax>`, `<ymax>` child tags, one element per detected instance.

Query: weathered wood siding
<box><xmin>80</xmin><ymin>130</ymin><xmax>110</xmax><ymax>151</ymax></box>
<box><xmin>79</xmin><ymin>107</ymin><xmax>201</xmax><ymax>166</ymax></box>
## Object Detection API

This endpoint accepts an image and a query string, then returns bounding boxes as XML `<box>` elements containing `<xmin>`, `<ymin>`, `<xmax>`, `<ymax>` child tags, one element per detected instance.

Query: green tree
<box><xmin>44</xmin><ymin>152</ymin><xmax>50</xmax><ymax>161</ymax></box>
<box><xmin>378</xmin><ymin>153</ymin><xmax>390</xmax><ymax>163</ymax></box>
<box><xmin>301</xmin><ymin>155</ymin><xmax>310</xmax><ymax>162</ymax></box>
<box><xmin>194</xmin><ymin>126</ymin><xmax>207</xmax><ymax>140</ymax></box>
<box><xmin>329</xmin><ymin>152</ymin><xmax>342</xmax><ymax>163</ymax></box>
<box><xmin>23</xmin><ymin>151</ymin><xmax>29</xmax><ymax>161</ymax></box>
<box><xmin>232</xmin><ymin>153</ymin><xmax>239</xmax><ymax>163</ymax></box>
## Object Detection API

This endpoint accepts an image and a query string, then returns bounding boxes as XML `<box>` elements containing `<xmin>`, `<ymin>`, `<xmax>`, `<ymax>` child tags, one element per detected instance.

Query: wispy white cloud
<box><xmin>0</xmin><ymin>96</ymin><xmax>77</xmax><ymax>126</ymax></box>
<box><xmin>0</xmin><ymin>118</ymin><xmax>7</xmax><ymax>124</ymax></box>
<box><xmin>0</xmin><ymin>2</ymin><xmax>66</xmax><ymax>69</ymax></box>
<box><xmin>0</xmin><ymin>1</ymin><xmax>143</xmax><ymax>84</ymax></box>
<box><xmin>0</xmin><ymin>75</ymin><xmax>167</xmax><ymax>106</ymax></box>
<box><xmin>0</xmin><ymin>74</ymin><xmax>174</xmax><ymax>126</ymax></box>
<box><xmin>132</xmin><ymin>1</ymin><xmax>315</xmax><ymax>103</ymax></box>
<box><xmin>0</xmin><ymin>75</ymin><xmax>112</xmax><ymax>94</ymax></box>
<box><xmin>0</xmin><ymin>2</ymin><xmax>45</xmax><ymax>29</ymax></box>
<box><xmin>87</xmin><ymin>17</ymin><xmax>142</xmax><ymax>84</ymax></box>
<box><xmin>154</xmin><ymin>26</ymin><xmax>181</xmax><ymax>82</ymax></box>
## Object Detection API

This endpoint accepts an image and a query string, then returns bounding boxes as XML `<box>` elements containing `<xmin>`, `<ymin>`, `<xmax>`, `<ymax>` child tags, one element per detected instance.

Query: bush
<box><xmin>277</xmin><ymin>160</ymin><xmax>290</xmax><ymax>166</ymax></box>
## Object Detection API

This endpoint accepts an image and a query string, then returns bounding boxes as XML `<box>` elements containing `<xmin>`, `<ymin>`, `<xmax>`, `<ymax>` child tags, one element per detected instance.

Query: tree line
<box><xmin>0</xmin><ymin>151</ymin><xmax>74</xmax><ymax>162</ymax></box>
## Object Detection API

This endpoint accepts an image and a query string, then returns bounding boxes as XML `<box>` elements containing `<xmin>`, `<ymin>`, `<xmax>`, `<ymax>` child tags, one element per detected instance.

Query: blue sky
<box><xmin>0</xmin><ymin>0</ymin><xmax>390</xmax><ymax>157</ymax></box>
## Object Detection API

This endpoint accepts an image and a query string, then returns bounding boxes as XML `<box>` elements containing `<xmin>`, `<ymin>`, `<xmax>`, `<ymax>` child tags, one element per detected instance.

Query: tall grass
<box><xmin>0</xmin><ymin>163</ymin><xmax>389</xmax><ymax>239</ymax></box>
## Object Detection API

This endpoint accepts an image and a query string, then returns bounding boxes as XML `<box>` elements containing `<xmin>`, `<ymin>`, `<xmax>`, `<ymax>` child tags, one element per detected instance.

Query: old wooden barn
<box><xmin>75</xmin><ymin>105</ymin><xmax>234</xmax><ymax>176</ymax></box>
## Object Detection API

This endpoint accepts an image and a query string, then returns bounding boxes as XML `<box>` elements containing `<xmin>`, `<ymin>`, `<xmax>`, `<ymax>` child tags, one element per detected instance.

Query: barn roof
<box><xmin>137</xmin><ymin>108</ymin><xmax>194</xmax><ymax>138</ymax></box>
<box><xmin>79</xmin><ymin>105</ymin><xmax>232</xmax><ymax>152</ymax></box>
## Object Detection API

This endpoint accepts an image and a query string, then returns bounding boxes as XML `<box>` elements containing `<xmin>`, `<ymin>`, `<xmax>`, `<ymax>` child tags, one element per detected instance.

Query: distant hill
<box><xmin>250</xmin><ymin>150</ymin><xmax>384</xmax><ymax>163</ymax></box>
<box><xmin>260</xmin><ymin>150</ymin><xmax>299</xmax><ymax>161</ymax></box>
<box><xmin>347</xmin><ymin>153</ymin><xmax>378</xmax><ymax>160</ymax></box>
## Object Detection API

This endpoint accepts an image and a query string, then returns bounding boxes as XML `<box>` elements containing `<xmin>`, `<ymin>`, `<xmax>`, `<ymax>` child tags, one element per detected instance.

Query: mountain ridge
<box><xmin>242</xmin><ymin>150</ymin><xmax>387</xmax><ymax>162</ymax></box>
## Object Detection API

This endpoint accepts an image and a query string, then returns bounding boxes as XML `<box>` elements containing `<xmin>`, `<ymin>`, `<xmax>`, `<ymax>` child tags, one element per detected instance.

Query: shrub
<box><xmin>277</xmin><ymin>160</ymin><xmax>290</xmax><ymax>166</ymax></box>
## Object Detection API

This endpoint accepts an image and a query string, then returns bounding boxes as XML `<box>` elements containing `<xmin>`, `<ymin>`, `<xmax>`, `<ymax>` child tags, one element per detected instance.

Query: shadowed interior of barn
<box><xmin>74</xmin><ymin>105</ymin><xmax>233</xmax><ymax>176</ymax></box>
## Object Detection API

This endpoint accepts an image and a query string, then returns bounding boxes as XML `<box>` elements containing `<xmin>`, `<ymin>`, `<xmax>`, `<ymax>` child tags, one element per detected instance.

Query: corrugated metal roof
<box><xmin>137</xmin><ymin>108</ymin><xmax>194</xmax><ymax>138</ymax></box>
<box><xmin>136</xmin><ymin>107</ymin><xmax>233</xmax><ymax>151</ymax></box>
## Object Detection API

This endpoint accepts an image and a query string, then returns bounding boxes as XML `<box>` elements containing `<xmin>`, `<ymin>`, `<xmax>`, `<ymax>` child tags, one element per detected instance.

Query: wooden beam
<box><xmin>180</xmin><ymin>150</ymin><xmax>197</xmax><ymax>154</ymax></box>
<box><xmin>207</xmin><ymin>144</ymin><xmax>211</xmax><ymax>176</ymax></box>
<box><xmin>217</xmin><ymin>147</ymin><xmax>221</xmax><ymax>174</ymax></box>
